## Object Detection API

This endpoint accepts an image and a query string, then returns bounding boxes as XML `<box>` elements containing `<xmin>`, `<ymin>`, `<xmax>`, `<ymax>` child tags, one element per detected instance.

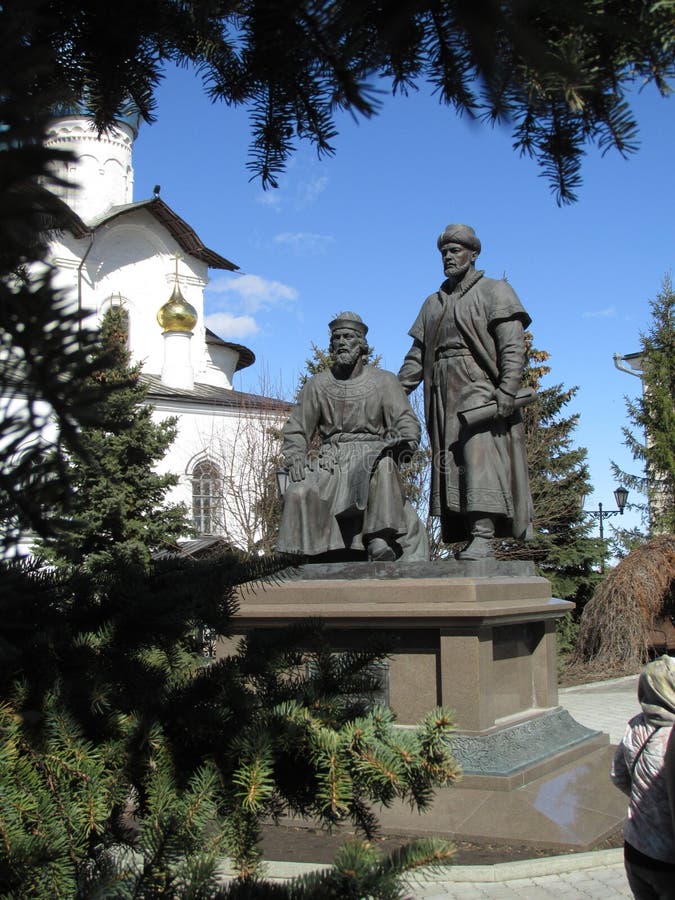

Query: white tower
<box><xmin>44</xmin><ymin>109</ymin><xmax>139</xmax><ymax>223</ymax></box>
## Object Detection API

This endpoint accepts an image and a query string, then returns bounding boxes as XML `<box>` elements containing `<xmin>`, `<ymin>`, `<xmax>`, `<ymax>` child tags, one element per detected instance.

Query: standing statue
<box><xmin>276</xmin><ymin>312</ymin><xmax>428</xmax><ymax>562</ymax></box>
<box><xmin>398</xmin><ymin>224</ymin><xmax>534</xmax><ymax>559</ymax></box>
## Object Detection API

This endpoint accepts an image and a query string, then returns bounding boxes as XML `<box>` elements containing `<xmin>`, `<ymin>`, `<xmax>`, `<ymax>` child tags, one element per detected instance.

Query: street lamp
<box><xmin>583</xmin><ymin>486</ymin><xmax>629</xmax><ymax>573</ymax></box>
<box><xmin>276</xmin><ymin>467</ymin><xmax>290</xmax><ymax>498</ymax></box>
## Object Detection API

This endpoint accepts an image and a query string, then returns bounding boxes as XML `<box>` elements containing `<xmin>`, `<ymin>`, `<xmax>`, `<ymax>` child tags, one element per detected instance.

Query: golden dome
<box><xmin>157</xmin><ymin>281</ymin><xmax>197</xmax><ymax>333</ymax></box>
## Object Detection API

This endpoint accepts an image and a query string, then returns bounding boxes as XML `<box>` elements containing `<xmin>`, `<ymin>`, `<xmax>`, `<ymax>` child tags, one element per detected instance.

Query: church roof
<box><xmin>86</xmin><ymin>197</ymin><xmax>239</xmax><ymax>270</ymax></box>
<box><xmin>205</xmin><ymin>328</ymin><xmax>255</xmax><ymax>371</ymax></box>
<box><xmin>35</xmin><ymin>188</ymin><xmax>91</xmax><ymax>239</ymax></box>
<box><xmin>143</xmin><ymin>374</ymin><xmax>291</xmax><ymax>413</ymax></box>
<box><xmin>50</xmin><ymin>104</ymin><xmax>142</xmax><ymax>138</ymax></box>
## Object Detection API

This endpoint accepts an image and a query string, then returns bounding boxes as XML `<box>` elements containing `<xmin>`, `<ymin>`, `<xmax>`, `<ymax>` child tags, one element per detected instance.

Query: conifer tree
<box><xmin>612</xmin><ymin>275</ymin><xmax>675</xmax><ymax>538</ymax></box>
<box><xmin>4</xmin><ymin>1</ymin><xmax>675</xmax><ymax>203</ymax></box>
<box><xmin>0</xmin><ymin>30</ymin><xmax>111</xmax><ymax>555</ymax></box>
<box><xmin>499</xmin><ymin>336</ymin><xmax>602</xmax><ymax>606</ymax></box>
<box><xmin>38</xmin><ymin>305</ymin><xmax>190</xmax><ymax>569</ymax></box>
<box><xmin>0</xmin><ymin>553</ymin><xmax>459</xmax><ymax>896</ymax></box>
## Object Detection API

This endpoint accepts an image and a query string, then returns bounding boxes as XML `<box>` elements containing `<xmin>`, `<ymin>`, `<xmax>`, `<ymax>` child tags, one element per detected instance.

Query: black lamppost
<box><xmin>584</xmin><ymin>486</ymin><xmax>629</xmax><ymax>573</ymax></box>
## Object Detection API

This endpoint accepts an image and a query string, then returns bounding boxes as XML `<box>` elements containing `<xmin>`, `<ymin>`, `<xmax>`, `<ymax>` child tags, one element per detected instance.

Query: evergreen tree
<box><xmin>38</xmin><ymin>306</ymin><xmax>190</xmax><ymax>569</ymax></box>
<box><xmin>0</xmin><ymin>552</ymin><xmax>459</xmax><ymax>897</ymax></box>
<box><xmin>499</xmin><ymin>336</ymin><xmax>602</xmax><ymax>606</ymax></box>
<box><xmin>611</xmin><ymin>275</ymin><xmax>675</xmax><ymax>537</ymax></box>
<box><xmin>4</xmin><ymin>1</ymin><xmax>675</xmax><ymax>203</ymax></box>
<box><xmin>0</xmin><ymin>28</ymin><xmax>111</xmax><ymax>555</ymax></box>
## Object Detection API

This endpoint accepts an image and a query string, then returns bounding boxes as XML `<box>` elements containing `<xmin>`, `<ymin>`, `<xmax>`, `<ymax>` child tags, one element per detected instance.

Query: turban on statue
<box><xmin>437</xmin><ymin>224</ymin><xmax>481</xmax><ymax>255</ymax></box>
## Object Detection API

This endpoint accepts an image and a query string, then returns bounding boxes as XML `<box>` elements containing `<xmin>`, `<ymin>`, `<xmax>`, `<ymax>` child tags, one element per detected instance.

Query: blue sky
<box><xmin>132</xmin><ymin>64</ymin><xmax>674</xmax><ymax>538</ymax></box>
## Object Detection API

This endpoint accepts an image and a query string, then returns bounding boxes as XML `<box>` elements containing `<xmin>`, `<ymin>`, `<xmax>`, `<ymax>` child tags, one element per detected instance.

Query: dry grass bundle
<box><xmin>573</xmin><ymin>534</ymin><xmax>675</xmax><ymax>671</ymax></box>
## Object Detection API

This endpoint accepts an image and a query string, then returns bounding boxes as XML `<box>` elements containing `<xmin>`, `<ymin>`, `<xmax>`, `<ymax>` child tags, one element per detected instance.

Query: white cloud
<box><xmin>205</xmin><ymin>312</ymin><xmax>259</xmax><ymax>339</ymax></box>
<box><xmin>274</xmin><ymin>231</ymin><xmax>335</xmax><ymax>255</ymax></box>
<box><xmin>582</xmin><ymin>307</ymin><xmax>617</xmax><ymax>319</ymax></box>
<box><xmin>207</xmin><ymin>273</ymin><xmax>299</xmax><ymax>313</ymax></box>
<box><xmin>256</xmin><ymin>190</ymin><xmax>283</xmax><ymax>210</ymax></box>
<box><xmin>297</xmin><ymin>174</ymin><xmax>328</xmax><ymax>208</ymax></box>
<box><xmin>254</xmin><ymin>166</ymin><xmax>329</xmax><ymax>211</ymax></box>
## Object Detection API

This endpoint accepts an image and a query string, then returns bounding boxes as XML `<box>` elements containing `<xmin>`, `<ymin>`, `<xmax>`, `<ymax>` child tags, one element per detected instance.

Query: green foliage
<box><xmin>37</xmin><ymin>306</ymin><xmax>190</xmax><ymax>569</ymax></box>
<box><xmin>302</xmin><ymin>343</ymin><xmax>336</xmax><ymax>381</ymax></box>
<box><xmin>555</xmin><ymin>611</ymin><xmax>580</xmax><ymax>664</ymax></box>
<box><xmin>499</xmin><ymin>336</ymin><xmax>602</xmax><ymax>608</ymax></box>
<box><xmin>0</xmin><ymin>690</ymin><xmax>117</xmax><ymax>898</ymax></box>
<box><xmin>403</xmin><ymin>389</ymin><xmax>445</xmax><ymax>559</ymax></box>
<box><xmin>220</xmin><ymin>836</ymin><xmax>454</xmax><ymax>898</ymax></box>
<box><xmin>0</xmin><ymin>20</ymin><xmax>111</xmax><ymax>554</ymax></box>
<box><xmin>0</xmin><ymin>556</ymin><xmax>459</xmax><ymax>896</ymax></box>
<box><xmin>226</xmin><ymin>836</ymin><xmax>455</xmax><ymax>899</ymax></box>
<box><xmin>5</xmin><ymin>1</ymin><xmax>674</xmax><ymax>203</ymax></box>
<box><xmin>608</xmin><ymin>525</ymin><xmax>648</xmax><ymax>562</ymax></box>
<box><xmin>612</xmin><ymin>275</ymin><xmax>675</xmax><ymax>537</ymax></box>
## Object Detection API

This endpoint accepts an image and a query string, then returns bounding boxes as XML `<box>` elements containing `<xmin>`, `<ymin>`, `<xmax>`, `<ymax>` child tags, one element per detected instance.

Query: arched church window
<box><xmin>192</xmin><ymin>460</ymin><xmax>222</xmax><ymax>535</ymax></box>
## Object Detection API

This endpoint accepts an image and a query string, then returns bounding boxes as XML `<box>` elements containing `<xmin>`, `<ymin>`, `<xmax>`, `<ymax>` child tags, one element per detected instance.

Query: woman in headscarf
<box><xmin>611</xmin><ymin>654</ymin><xmax>675</xmax><ymax>899</ymax></box>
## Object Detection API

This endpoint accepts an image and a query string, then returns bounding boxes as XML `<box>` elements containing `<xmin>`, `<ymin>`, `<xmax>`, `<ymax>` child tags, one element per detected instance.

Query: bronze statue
<box><xmin>398</xmin><ymin>224</ymin><xmax>533</xmax><ymax>559</ymax></box>
<box><xmin>276</xmin><ymin>312</ymin><xmax>428</xmax><ymax>561</ymax></box>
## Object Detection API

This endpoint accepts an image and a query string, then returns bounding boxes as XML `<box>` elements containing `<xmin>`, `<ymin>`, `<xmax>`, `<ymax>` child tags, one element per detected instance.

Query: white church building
<box><xmin>44</xmin><ymin>108</ymin><xmax>288</xmax><ymax>552</ymax></box>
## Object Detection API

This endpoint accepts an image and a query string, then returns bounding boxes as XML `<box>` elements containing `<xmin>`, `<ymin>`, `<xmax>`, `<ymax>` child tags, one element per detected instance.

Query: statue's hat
<box><xmin>437</xmin><ymin>223</ymin><xmax>481</xmax><ymax>254</ymax></box>
<box><xmin>329</xmin><ymin>311</ymin><xmax>368</xmax><ymax>336</ymax></box>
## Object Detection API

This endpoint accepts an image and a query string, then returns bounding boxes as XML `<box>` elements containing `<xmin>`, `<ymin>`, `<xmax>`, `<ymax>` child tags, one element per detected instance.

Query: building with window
<box><xmin>44</xmin><ymin>108</ymin><xmax>288</xmax><ymax>551</ymax></box>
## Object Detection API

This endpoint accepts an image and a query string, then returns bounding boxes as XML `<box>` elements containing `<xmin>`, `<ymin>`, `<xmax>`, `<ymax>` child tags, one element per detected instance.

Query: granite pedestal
<box><xmin>217</xmin><ymin>560</ymin><xmax>625</xmax><ymax>848</ymax></box>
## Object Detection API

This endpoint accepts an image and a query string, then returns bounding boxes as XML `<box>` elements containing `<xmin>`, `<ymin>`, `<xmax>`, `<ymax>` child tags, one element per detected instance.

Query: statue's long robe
<box><xmin>398</xmin><ymin>270</ymin><xmax>534</xmax><ymax>543</ymax></box>
<box><xmin>276</xmin><ymin>367</ymin><xmax>427</xmax><ymax>558</ymax></box>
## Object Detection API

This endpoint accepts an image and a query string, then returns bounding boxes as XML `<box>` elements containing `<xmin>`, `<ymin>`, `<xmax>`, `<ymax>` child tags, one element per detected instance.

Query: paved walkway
<box><xmin>403</xmin><ymin>850</ymin><xmax>632</xmax><ymax>897</ymax></box>
<box><xmin>261</xmin><ymin>675</ymin><xmax>642</xmax><ymax>898</ymax></box>
<box><xmin>558</xmin><ymin>674</ymin><xmax>639</xmax><ymax>745</ymax></box>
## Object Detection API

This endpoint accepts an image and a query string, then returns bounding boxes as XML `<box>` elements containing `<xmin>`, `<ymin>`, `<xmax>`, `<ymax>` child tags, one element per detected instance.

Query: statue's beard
<box><xmin>444</xmin><ymin>260</ymin><xmax>472</xmax><ymax>284</ymax></box>
<box><xmin>331</xmin><ymin>345</ymin><xmax>362</xmax><ymax>373</ymax></box>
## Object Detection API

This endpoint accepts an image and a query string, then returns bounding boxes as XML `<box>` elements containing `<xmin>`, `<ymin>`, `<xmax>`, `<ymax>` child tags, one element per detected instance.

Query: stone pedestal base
<box><xmin>219</xmin><ymin>561</ymin><xmax>624</xmax><ymax>848</ymax></box>
<box><xmin>376</xmin><ymin>744</ymin><xmax>625</xmax><ymax>849</ymax></box>
<box><xmin>225</xmin><ymin>560</ymin><xmax>568</xmax><ymax>735</ymax></box>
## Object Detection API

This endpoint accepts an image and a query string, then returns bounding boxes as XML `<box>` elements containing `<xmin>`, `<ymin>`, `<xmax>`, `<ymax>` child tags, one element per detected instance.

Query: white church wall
<box><xmin>49</xmin><ymin>213</ymin><xmax>213</xmax><ymax>382</ymax></box>
<box><xmin>203</xmin><ymin>344</ymin><xmax>239</xmax><ymax>389</ymax></box>
<box><xmin>151</xmin><ymin>400</ymin><xmax>285</xmax><ymax>552</ymax></box>
<box><xmin>91</xmin><ymin>222</ymin><xmax>186</xmax><ymax>376</ymax></box>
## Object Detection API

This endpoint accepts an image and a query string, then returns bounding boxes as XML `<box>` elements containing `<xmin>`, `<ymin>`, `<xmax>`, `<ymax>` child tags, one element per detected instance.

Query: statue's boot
<box><xmin>457</xmin><ymin>515</ymin><xmax>495</xmax><ymax>560</ymax></box>
<box><xmin>367</xmin><ymin>537</ymin><xmax>396</xmax><ymax>561</ymax></box>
